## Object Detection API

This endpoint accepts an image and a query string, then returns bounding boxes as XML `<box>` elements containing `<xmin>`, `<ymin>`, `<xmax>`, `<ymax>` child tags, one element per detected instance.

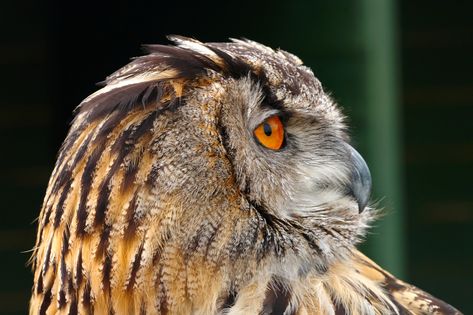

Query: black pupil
<box><xmin>263</xmin><ymin>122</ymin><xmax>272</xmax><ymax>136</ymax></box>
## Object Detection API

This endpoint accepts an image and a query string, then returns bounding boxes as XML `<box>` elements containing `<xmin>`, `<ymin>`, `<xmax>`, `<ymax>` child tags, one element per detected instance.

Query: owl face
<box><xmin>203</xmin><ymin>41</ymin><xmax>373</xmax><ymax>250</ymax></box>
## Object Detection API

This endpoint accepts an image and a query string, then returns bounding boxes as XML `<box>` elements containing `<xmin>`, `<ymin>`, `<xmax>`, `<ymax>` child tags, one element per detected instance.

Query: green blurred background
<box><xmin>1</xmin><ymin>0</ymin><xmax>472</xmax><ymax>313</ymax></box>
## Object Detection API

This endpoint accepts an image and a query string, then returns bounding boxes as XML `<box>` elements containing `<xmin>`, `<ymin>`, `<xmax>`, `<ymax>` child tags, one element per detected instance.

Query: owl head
<box><xmin>42</xmin><ymin>36</ymin><xmax>373</xmax><ymax>289</ymax></box>
<box><xmin>31</xmin><ymin>36</ymin><xmax>464</xmax><ymax>315</ymax></box>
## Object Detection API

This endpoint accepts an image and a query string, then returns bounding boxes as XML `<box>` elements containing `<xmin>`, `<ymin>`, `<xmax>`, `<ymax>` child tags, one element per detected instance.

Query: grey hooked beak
<box><xmin>347</xmin><ymin>145</ymin><xmax>372</xmax><ymax>213</ymax></box>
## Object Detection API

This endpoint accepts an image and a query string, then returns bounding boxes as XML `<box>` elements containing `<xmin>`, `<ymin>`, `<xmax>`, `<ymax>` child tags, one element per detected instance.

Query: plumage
<box><xmin>30</xmin><ymin>36</ymin><xmax>461</xmax><ymax>314</ymax></box>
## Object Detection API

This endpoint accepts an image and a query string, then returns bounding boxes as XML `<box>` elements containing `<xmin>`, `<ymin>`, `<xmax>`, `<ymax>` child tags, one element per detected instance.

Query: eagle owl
<box><xmin>30</xmin><ymin>36</ymin><xmax>461</xmax><ymax>315</ymax></box>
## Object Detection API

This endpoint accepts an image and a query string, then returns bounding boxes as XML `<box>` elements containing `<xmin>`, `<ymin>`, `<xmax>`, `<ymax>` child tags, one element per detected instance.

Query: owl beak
<box><xmin>347</xmin><ymin>145</ymin><xmax>372</xmax><ymax>213</ymax></box>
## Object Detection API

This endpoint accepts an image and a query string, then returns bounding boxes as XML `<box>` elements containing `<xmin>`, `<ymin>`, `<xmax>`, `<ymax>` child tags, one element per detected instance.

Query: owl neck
<box><xmin>173</xmin><ymin>194</ymin><xmax>355</xmax><ymax>289</ymax></box>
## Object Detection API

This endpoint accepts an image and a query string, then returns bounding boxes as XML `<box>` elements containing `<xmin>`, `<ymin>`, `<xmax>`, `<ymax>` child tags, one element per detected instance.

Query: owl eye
<box><xmin>254</xmin><ymin>115</ymin><xmax>285</xmax><ymax>150</ymax></box>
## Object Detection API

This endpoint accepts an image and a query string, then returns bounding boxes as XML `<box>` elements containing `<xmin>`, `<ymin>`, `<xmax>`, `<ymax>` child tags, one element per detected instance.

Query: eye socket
<box><xmin>254</xmin><ymin>115</ymin><xmax>285</xmax><ymax>150</ymax></box>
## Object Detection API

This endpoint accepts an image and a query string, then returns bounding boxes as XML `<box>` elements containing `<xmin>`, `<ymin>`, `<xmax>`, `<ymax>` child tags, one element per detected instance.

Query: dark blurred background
<box><xmin>1</xmin><ymin>0</ymin><xmax>472</xmax><ymax>313</ymax></box>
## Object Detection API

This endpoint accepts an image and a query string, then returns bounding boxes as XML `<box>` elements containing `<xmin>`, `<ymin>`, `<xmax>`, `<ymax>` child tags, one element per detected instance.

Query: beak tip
<box><xmin>348</xmin><ymin>145</ymin><xmax>372</xmax><ymax>214</ymax></box>
<box><xmin>358</xmin><ymin>198</ymin><xmax>369</xmax><ymax>213</ymax></box>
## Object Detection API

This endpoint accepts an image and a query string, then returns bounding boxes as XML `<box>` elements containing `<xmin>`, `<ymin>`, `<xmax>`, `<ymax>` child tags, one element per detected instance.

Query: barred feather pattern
<box><xmin>30</xmin><ymin>37</ymin><xmax>462</xmax><ymax>315</ymax></box>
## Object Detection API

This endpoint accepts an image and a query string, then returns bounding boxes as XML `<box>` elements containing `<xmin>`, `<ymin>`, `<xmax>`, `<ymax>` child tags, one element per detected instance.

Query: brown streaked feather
<box><xmin>260</xmin><ymin>278</ymin><xmax>293</xmax><ymax>315</ymax></box>
<box><xmin>354</xmin><ymin>251</ymin><xmax>462</xmax><ymax>315</ymax></box>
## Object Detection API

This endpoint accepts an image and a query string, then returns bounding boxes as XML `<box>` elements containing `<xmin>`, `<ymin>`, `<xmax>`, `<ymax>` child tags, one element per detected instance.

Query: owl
<box><xmin>30</xmin><ymin>36</ymin><xmax>462</xmax><ymax>315</ymax></box>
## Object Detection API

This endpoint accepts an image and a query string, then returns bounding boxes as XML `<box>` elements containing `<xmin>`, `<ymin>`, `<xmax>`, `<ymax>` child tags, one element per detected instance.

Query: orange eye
<box><xmin>254</xmin><ymin>115</ymin><xmax>285</xmax><ymax>150</ymax></box>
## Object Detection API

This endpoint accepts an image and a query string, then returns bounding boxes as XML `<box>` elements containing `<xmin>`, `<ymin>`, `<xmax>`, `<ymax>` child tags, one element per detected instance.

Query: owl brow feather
<box><xmin>74</xmin><ymin>40</ymin><xmax>264</xmax><ymax>131</ymax></box>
